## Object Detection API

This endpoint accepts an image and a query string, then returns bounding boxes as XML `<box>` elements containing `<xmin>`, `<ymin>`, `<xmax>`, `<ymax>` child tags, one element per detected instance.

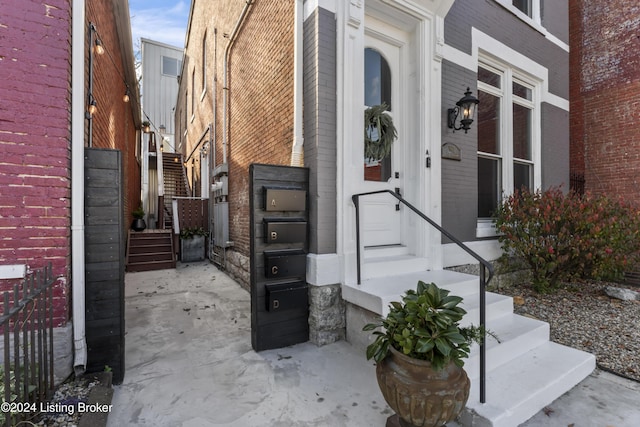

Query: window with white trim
<box><xmin>477</xmin><ymin>61</ymin><xmax>538</xmax><ymax>224</ymax></box>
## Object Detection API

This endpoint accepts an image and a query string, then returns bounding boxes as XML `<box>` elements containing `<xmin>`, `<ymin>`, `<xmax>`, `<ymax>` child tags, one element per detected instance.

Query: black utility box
<box><xmin>264</xmin><ymin>249</ymin><xmax>307</xmax><ymax>279</ymax></box>
<box><xmin>265</xmin><ymin>281</ymin><xmax>308</xmax><ymax>312</ymax></box>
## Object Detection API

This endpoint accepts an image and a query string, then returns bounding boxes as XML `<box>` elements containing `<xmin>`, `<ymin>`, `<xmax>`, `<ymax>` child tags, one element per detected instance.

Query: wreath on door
<box><xmin>364</xmin><ymin>103</ymin><xmax>397</xmax><ymax>161</ymax></box>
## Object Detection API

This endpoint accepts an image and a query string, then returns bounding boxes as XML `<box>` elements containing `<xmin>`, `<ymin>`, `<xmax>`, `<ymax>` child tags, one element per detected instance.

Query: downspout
<box><xmin>290</xmin><ymin>0</ymin><xmax>304</xmax><ymax>166</ymax></box>
<box><xmin>71</xmin><ymin>0</ymin><xmax>87</xmax><ymax>374</ymax></box>
<box><xmin>222</xmin><ymin>0</ymin><xmax>253</xmax><ymax>164</ymax></box>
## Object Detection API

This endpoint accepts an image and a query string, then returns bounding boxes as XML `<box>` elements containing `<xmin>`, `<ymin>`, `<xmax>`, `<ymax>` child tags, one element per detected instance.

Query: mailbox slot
<box><xmin>264</xmin><ymin>249</ymin><xmax>306</xmax><ymax>279</ymax></box>
<box><xmin>264</xmin><ymin>187</ymin><xmax>306</xmax><ymax>212</ymax></box>
<box><xmin>263</xmin><ymin>219</ymin><xmax>307</xmax><ymax>244</ymax></box>
<box><xmin>265</xmin><ymin>281</ymin><xmax>308</xmax><ymax>312</ymax></box>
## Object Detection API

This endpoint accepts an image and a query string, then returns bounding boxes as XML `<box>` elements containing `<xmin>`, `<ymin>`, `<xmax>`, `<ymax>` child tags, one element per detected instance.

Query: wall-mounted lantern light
<box><xmin>447</xmin><ymin>87</ymin><xmax>479</xmax><ymax>133</ymax></box>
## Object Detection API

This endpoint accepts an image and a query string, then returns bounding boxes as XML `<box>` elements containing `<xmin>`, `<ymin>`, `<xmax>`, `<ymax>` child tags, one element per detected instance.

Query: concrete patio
<box><xmin>107</xmin><ymin>261</ymin><xmax>640</xmax><ymax>427</ymax></box>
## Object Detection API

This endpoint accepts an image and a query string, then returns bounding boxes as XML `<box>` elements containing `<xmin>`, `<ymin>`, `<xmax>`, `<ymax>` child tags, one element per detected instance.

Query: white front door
<box><xmin>361</xmin><ymin>26</ymin><xmax>406</xmax><ymax>248</ymax></box>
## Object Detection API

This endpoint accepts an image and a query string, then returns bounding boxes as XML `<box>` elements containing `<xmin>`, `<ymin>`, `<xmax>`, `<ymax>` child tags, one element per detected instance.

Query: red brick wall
<box><xmin>177</xmin><ymin>1</ymin><xmax>295</xmax><ymax>261</ymax></box>
<box><xmin>228</xmin><ymin>1</ymin><xmax>295</xmax><ymax>255</ymax></box>
<box><xmin>570</xmin><ymin>0</ymin><xmax>640</xmax><ymax>201</ymax></box>
<box><xmin>87</xmin><ymin>0</ymin><xmax>141</xmax><ymax>225</ymax></box>
<box><xmin>0</xmin><ymin>0</ymin><xmax>73</xmax><ymax>325</ymax></box>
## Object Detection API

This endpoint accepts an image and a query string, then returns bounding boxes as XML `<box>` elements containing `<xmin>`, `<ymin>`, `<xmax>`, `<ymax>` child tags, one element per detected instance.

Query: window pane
<box><xmin>162</xmin><ymin>56</ymin><xmax>178</xmax><ymax>76</ymax></box>
<box><xmin>478</xmin><ymin>67</ymin><xmax>501</xmax><ymax>89</ymax></box>
<box><xmin>365</xmin><ymin>48</ymin><xmax>392</xmax><ymax>109</ymax></box>
<box><xmin>364</xmin><ymin>48</ymin><xmax>393</xmax><ymax>182</ymax></box>
<box><xmin>514</xmin><ymin>162</ymin><xmax>532</xmax><ymax>191</ymax></box>
<box><xmin>478</xmin><ymin>91</ymin><xmax>501</xmax><ymax>155</ymax></box>
<box><xmin>478</xmin><ymin>157</ymin><xmax>501</xmax><ymax>218</ymax></box>
<box><xmin>513</xmin><ymin>0</ymin><xmax>532</xmax><ymax>17</ymax></box>
<box><xmin>513</xmin><ymin>81</ymin><xmax>532</xmax><ymax>100</ymax></box>
<box><xmin>513</xmin><ymin>104</ymin><xmax>532</xmax><ymax>160</ymax></box>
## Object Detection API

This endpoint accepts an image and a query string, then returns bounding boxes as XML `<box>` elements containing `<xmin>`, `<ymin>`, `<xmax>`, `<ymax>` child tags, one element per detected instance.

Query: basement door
<box><xmin>361</xmin><ymin>28</ymin><xmax>407</xmax><ymax>248</ymax></box>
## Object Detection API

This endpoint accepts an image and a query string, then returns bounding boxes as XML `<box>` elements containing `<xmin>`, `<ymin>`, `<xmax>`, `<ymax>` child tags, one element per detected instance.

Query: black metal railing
<box><xmin>0</xmin><ymin>263</ymin><xmax>55</xmax><ymax>427</ymax></box>
<box><xmin>352</xmin><ymin>190</ymin><xmax>493</xmax><ymax>403</ymax></box>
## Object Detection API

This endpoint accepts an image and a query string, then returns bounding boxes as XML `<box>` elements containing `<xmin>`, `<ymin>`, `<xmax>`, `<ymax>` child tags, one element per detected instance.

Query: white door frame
<box><xmin>335</xmin><ymin>0</ymin><xmax>452</xmax><ymax>285</ymax></box>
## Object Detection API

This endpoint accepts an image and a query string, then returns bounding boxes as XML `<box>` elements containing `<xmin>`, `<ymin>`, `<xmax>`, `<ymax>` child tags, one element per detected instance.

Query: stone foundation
<box><xmin>224</xmin><ymin>249</ymin><xmax>250</xmax><ymax>291</ymax></box>
<box><xmin>308</xmin><ymin>284</ymin><xmax>345</xmax><ymax>346</ymax></box>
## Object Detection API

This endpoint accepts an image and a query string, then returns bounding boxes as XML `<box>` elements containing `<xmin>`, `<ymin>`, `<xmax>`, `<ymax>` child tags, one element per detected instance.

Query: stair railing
<box><xmin>352</xmin><ymin>189</ymin><xmax>493</xmax><ymax>404</ymax></box>
<box><xmin>156</xmin><ymin>141</ymin><xmax>165</xmax><ymax>229</ymax></box>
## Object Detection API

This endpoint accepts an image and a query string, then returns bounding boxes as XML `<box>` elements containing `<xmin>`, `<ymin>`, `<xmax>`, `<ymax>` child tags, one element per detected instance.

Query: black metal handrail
<box><xmin>352</xmin><ymin>189</ymin><xmax>493</xmax><ymax>403</ymax></box>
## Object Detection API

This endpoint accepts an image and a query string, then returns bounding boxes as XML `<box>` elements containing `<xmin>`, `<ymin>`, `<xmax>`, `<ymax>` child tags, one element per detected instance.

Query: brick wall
<box><xmin>0</xmin><ymin>0</ymin><xmax>73</xmax><ymax>325</ymax></box>
<box><xmin>570</xmin><ymin>0</ymin><xmax>640</xmax><ymax>201</ymax></box>
<box><xmin>177</xmin><ymin>1</ymin><xmax>295</xmax><ymax>276</ymax></box>
<box><xmin>87</xmin><ymin>0</ymin><xmax>141</xmax><ymax>225</ymax></box>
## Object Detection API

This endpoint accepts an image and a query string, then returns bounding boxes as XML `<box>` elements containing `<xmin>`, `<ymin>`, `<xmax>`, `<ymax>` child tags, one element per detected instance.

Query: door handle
<box><xmin>395</xmin><ymin>187</ymin><xmax>401</xmax><ymax>211</ymax></box>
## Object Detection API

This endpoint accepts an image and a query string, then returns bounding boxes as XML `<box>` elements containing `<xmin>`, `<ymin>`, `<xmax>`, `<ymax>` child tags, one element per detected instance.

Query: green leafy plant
<box><xmin>494</xmin><ymin>187</ymin><xmax>640</xmax><ymax>292</ymax></box>
<box><xmin>179</xmin><ymin>226</ymin><xmax>210</xmax><ymax>240</ymax></box>
<box><xmin>364</xmin><ymin>281</ymin><xmax>491</xmax><ymax>371</ymax></box>
<box><xmin>364</xmin><ymin>103</ymin><xmax>397</xmax><ymax>161</ymax></box>
<box><xmin>132</xmin><ymin>205</ymin><xmax>145</xmax><ymax>219</ymax></box>
<box><xmin>0</xmin><ymin>365</ymin><xmax>37</xmax><ymax>425</ymax></box>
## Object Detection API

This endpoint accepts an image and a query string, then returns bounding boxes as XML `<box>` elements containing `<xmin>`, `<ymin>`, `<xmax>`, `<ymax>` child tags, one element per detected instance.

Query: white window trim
<box><xmin>495</xmin><ymin>0</ymin><xmax>541</xmax><ymax>26</ymax></box>
<box><xmin>493</xmin><ymin>0</ymin><xmax>568</xmax><ymax>52</ymax></box>
<box><xmin>476</xmin><ymin>55</ymin><xmax>542</xmax><ymax>236</ymax></box>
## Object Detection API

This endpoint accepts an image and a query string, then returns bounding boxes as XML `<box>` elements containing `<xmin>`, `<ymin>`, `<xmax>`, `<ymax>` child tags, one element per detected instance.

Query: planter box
<box><xmin>181</xmin><ymin>235</ymin><xmax>205</xmax><ymax>262</ymax></box>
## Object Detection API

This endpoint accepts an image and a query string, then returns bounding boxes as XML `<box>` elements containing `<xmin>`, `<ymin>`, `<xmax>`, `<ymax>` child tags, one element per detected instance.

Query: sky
<box><xmin>128</xmin><ymin>0</ymin><xmax>189</xmax><ymax>51</ymax></box>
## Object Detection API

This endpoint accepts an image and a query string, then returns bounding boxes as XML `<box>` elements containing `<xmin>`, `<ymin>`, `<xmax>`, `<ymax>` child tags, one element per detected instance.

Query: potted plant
<box><xmin>364</xmin><ymin>281</ymin><xmax>491</xmax><ymax>427</ymax></box>
<box><xmin>364</xmin><ymin>103</ymin><xmax>397</xmax><ymax>161</ymax></box>
<box><xmin>131</xmin><ymin>205</ymin><xmax>146</xmax><ymax>231</ymax></box>
<box><xmin>142</xmin><ymin>121</ymin><xmax>151</xmax><ymax>133</ymax></box>
<box><xmin>179</xmin><ymin>226</ymin><xmax>210</xmax><ymax>262</ymax></box>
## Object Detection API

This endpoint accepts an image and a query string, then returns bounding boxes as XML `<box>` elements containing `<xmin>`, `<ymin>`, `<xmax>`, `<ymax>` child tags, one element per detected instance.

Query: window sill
<box><xmin>476</xmin><ymin>220</ymin><xmax>498</xmax><ymax>238</ymax></box>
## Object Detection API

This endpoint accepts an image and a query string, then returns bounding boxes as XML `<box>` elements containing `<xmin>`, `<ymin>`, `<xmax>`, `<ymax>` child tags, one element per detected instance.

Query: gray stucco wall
<box><xmin>441</xmin><ymin>60</ymin><xmax>479</xmax><ymax>243</ymax></box>
<box><xmin>541</xmin><ymin>103</ymin><xmax>570</xmax><ymax>190</ymax></box>
<box><xmin>303</xmin><ymin>8</ymin><xmax>337</xmax><ymax>255</ymax></box>
<box><xmin>444</xmin><ymin>0</ymin><xmax>568</xmax><ymax>99</ymax></box>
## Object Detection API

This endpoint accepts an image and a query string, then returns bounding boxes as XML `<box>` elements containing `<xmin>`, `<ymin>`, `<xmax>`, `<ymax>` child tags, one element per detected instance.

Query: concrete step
<box><xmin>463</xmin><ymin>313</ymin><xmax>550</xmax><ymax>380</ymax></box>
<box><xmin>342</xmin><ymin>270</ymin><xmax>482</xmax><ymax>316</ymax></box>
<box><xmin>362</xmin><ymin>255</ymin><xmax>429</xmax><ymax>280</ymax></box>
<box><xmin>462</xmin><ymin>341</ymin><xmax>595</xmax><ymax>427</ymax></box>
<box><xmin>343</xmin><ymin>269</ymin><xmax>595</xmax><ymax>427</ymax></box>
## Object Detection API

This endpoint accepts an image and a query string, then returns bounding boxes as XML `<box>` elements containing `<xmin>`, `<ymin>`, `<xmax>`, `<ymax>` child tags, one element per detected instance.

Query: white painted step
<box><xmin>363</xmin><ymin>245</ymin><xmax>410</xmax><ymax>259</ymax></box>
<box><xmin>342</xmin><ymin>270</ymin><xmax>480</xmax><ymax>316</ymax></box>
<box><xmin>463</xmin><ymin>313</ymin><xmax>550</xmax><ymax>380</ymax></box>
<box><xmin>462</xmin><ymin>341</ymin><xmax>596</xmax><ymax>427</ymax></box>
<box><xmin>362</xmin><ymin>255</ymin><xmax>429</xmax><ymax>279</ymax></box>
<box><xmin>342</xmin><ymin>269</ymin><xmax>596</xmax><ymax>427</ymax></box>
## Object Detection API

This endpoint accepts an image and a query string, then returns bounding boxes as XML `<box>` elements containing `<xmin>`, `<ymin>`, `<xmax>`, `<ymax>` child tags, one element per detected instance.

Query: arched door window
<box><xmin>364</xmin><ymin>48</ymin><xmax>392</xmax><ymax>182</ymax></box>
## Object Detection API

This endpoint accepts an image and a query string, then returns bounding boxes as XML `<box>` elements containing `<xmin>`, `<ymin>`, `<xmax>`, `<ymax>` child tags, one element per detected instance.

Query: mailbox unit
<box><xmin>265</xmin><ymin>281</ymin><xmax>308</xmax><ymax>312</ymax></box>
<box><xmin>250</xmin><ymin>165</ymin><xmax>310</xmax><ymax>352</ymax></box>
<box><xmin>264</xmin><ymin>249</ymin><xmax>306</xmax><ymax>279</ymax></box>
<box><xmin>263</xmin><ymin>218</ymin><xmax>307</xmax><ymax>244</ymax></box>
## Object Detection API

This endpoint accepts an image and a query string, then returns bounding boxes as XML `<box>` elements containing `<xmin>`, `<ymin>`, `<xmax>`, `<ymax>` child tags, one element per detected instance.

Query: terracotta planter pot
<box><xmin>376</xmin><ymin>346</ymin><xmax>470</xmax><ymax>427</ymax></box>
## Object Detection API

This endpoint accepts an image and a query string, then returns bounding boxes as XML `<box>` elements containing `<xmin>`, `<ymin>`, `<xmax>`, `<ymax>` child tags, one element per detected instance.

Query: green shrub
<box><xmin>494</xmin><ymin>187</ymin><xmax>640</xmax><ymax>292</ymax></box>
<box><xmin>179</xmin><ymin>226</ymin><xmax>210</xmax><ymax>239</ymax></box>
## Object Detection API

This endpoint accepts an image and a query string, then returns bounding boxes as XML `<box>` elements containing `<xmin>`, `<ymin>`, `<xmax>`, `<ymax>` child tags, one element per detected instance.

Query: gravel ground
<box><xmin>497</xmin><ymin>280</ymin><xmax>640</xmax><ymax>382</ymax></box>
<box><xmin>32</xmin><ymin>375</ymin><xmax>100</xmax><ymax>426</ymax></box>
